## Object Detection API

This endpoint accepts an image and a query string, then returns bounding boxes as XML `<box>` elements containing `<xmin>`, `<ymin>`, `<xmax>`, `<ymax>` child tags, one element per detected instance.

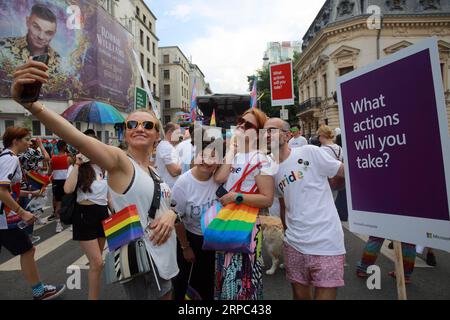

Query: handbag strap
<box><xmin>148</xmin><ymin>167</ymin><xmax>161</xmax><ymax>220</ymax></box>
<box><xmin>325</xmin><ymin>145</ymin><xmax>342</xmax><ymax>161</ymax></box>
<box><xmin>229</xmin><ymin>153</ymin><xmax>264</xmax><ymax>194</ymax></box>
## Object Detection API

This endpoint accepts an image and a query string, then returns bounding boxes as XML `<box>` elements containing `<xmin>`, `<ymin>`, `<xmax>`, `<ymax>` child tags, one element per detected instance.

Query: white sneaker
<box><xmin>56</xmin><ymin>221</ymin><xmax>63</xmax><ymax>233</ymax></box>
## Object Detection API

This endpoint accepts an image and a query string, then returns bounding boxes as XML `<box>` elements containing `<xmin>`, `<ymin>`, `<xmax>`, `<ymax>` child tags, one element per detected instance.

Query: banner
<box><xmin>269</xmin><ymin>61</ymin><xmax>294</xmax><ymax>107</ymax></box>
<box><xmin>0</xmin><ymin>0</ymin><xmax>136</xmax><ymax>112</ymax></box>
<box><xmin>337</xmin><ymin>37</ymin><xmax>450</xmax><ymax>251</ymax></box>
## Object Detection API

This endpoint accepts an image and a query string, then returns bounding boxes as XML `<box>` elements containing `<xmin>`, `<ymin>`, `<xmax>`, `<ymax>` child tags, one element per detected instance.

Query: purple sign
<box><xmin>340</xmin><ymin>49</ymin><xmax>449</xmax><ymax>221</ymax></box>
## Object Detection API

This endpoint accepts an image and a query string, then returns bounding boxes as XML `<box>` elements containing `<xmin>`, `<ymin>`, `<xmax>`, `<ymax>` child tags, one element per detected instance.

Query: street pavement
<box><xmin>1</xmin><ymin>204</ymin><xmax>449</xmax><ymax>300</ymax></box>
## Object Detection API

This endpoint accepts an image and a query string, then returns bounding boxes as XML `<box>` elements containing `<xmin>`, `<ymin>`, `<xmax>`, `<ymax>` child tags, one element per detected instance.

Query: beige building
<box><xmin>159</xmin><ymin>46</ymin><xmax>191</xmax><ymax>124</ymax></box>
<box><xmin>295</xmin><ymin>0</ymin><xmax>450</xmax><ymax>138</ymax></box>
<box><xmin>112</xmin><ymin>0</ymin><xmax>160</xmax><ymax>112</ymax></box>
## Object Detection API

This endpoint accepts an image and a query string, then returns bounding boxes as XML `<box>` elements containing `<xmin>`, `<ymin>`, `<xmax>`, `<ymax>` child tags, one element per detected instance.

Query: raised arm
<box><xmin>11</xmin><ymin>59</ymin><xmax>125</xmax><ymax>174</ymax></box>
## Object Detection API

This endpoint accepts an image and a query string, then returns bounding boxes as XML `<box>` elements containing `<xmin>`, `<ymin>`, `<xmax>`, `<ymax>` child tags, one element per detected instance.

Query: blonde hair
<box><xmin>317</xmin><ymin>125</ymin><xmax>334</xmax><ymax>140</ymax></box>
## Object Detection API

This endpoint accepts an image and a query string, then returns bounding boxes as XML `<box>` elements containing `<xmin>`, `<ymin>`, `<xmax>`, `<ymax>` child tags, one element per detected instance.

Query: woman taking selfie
<box><xmin>11</xmin><ymin>58</ymin><xmax>179</xmax><ymax>300</ymax></box>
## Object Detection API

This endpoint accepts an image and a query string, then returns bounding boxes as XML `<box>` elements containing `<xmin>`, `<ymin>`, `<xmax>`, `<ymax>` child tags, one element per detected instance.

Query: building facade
<box><xmin>263</xmin><ymin>41</ymin><xmax>302</xmax><ymax>67</ymax></box>
<box><xmin>296</xmin><ymin>0</ymin><xmax>450</xmax><ymax>138</ymax></box>
<box><xmin>0</xmin><ymin>0</ymin><xmax>160</xmax><ymax>147</ymax></box>
<box><xmin>159</xmin><ymin>46</ymin><xmax>191</xmax><ymax>124</ymax></box>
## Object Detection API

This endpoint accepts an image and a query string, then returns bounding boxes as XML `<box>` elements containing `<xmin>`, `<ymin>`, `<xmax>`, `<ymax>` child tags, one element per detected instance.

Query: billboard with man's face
<box><xmin>0</xmin><ymin>0</ymin><xmax>136</xmax><ymax>112</ymax></box>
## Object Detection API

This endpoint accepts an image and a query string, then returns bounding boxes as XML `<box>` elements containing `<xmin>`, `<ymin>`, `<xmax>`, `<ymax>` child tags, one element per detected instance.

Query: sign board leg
<box><xmin>393</xmin><ymin>240</ymin><xmax>407</xmax><ymax>300</ymax></box>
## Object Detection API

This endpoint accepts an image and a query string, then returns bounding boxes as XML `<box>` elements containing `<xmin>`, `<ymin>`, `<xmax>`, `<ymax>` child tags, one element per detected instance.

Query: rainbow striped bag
<box><xmin>102</xmin><ymin>205</ymin><xmax>144</xmax><ymax>252</ymax></box>
<box><xmin>202</xmin><ymin>157</ymin><xmax>262</xmax><ymax>254</ymax></box>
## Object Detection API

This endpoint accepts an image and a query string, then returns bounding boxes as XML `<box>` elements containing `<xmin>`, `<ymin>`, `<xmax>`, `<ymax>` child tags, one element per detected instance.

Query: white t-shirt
<box><xmin>155</xmin><ymin>140</ymin><xmax>180</xmax><ymax>189</ymax></box>
<box><xmin>288</xmin><ymin>135</ymin><xmax>308</xmax><ymax>148</ymax></box>
<box><xmin>224</xmin><ymin>151</ymin><xmax>275</xmax><ymax>193</ymax></box>
<box><xmin>0</xmin><ymin>149</ymin><xmax>22</xmax><ymax>229</ymax></box>
<box><xmin>273</xmin><ymin>145</ymin><xmax>345</xmax><ymax>256</ymax></box>
<box><xmin>67</xmin><ymin>164</ymin><xmax>108</xmax><ymax>206</ymax></box>
<box><xmin>171</xmin><ymin>170</ymin><xmax>219</xmax><ymax>235</ymax></box>
<box><xmin>176</xmin><ymin>139</ymin><xmax>194</xmax><ymax>174</ymax></box>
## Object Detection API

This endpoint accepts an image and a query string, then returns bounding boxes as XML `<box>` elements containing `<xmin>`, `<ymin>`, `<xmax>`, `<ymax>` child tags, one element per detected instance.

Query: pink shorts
<box><xmin>284</xmin><ymin>242</ymin><xmax>345</xmax><ymax>288</ymax></box>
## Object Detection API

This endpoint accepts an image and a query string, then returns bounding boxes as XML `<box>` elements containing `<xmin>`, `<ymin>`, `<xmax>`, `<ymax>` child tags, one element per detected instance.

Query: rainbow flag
<box><xmin>102</xmin><ymin>205</ymin><xmax>144</xmax><ymax>251</ymax></box>
<box><xmin>26</xmin><ymin>171</ymin><xmax>51</xmax><ymax>190</ymax></box>
<box><xmin>250</xmin><ymin>80</ymin><xmax>257</xmax><ymax>109</ymax></box>
<box><xmin>190</xmin><ymin>78</ymin><xmax>197</xmax><ymax>122</ymax></box>
<box><xmin>210</xmin><ymin>109</ymin><xmax>216</xmax><ymax>126</ymax></box>
<box><xmin>202</xmin><ymin>203</ymin><xmax>259</xmax><ymax>253</ymax></box>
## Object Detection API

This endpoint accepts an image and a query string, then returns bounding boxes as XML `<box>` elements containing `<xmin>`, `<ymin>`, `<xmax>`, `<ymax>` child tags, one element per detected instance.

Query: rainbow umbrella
<box><xmin>61</xmin><ymin>101</ymin><xmax>125</xmax><ymax>124</ymax></box>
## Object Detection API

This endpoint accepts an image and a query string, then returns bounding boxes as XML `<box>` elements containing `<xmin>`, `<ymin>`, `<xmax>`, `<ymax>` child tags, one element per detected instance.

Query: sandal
<box><xmin>388</xmin><ymin>271</ymin><xmax>412</xmax><ymax>284</ymax></box>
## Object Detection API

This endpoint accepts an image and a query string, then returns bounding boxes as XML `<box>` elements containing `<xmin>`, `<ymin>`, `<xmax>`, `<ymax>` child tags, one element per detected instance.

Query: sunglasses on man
<box><xmin>236</xmin><ymin>117</ymin><xmax>258</xmax><ymax>131</ymax></box>
<box><xmin>125</xmin><ymin>120</ymin><xmax>156</xmax><ymax>130</ymax></box>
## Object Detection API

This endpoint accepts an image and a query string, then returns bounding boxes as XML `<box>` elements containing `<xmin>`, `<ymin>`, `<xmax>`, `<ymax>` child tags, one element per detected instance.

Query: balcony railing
<box><xmin>297</xmin><ymin>97</ymin><xmax>322</xmax><ymax>114</ymax></box>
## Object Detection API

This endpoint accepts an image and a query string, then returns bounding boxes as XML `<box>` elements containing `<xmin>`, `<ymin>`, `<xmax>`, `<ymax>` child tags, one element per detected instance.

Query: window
<box><xmin>143</xmin><ymin>15</ymin><xmax>146</xmax><ymax>24</ymax></box>
<box><xmin>146</xmin><ymin>36</ymin><xmax>150</xmax><ymax>51</ymax></box>
<box><xmin>147</xmin><ymin>58</ymin><xmax>150</xmax><ymax>73</ymax></box>
<box><xmin>300</xmin><ymin>90</ymin><xmax>304</xmax><ymax>102</ymax></box>
<box><xmin>32</xmin><ymin>121</ymin><xmax>41</xmax><ymax>136</ymax></box>
<box><xmin>324</xmin><ymin>119</ymin><xmax>329</xmax><ymax>126</ymax></box>
<box><xmin>136</xmin><ymin>6</ymin><xmax>140</xmax><ymax>17</ymax></box>
<box><xmin>140</xmin><ymin>53</ymin><xmax>144</xmax><ymax>68</ymax></box>
<box><xmin>164</xmin><ymin>85</ymin><xmax>170</xmax><ymax>95</ymax></box>
<box><xmin>140</xmin><ymin>30</ymin><xmax>144</xmax><ymax>46</ymax></box>
<box><xmin>149</xmin><ymin>22</ymin><xmax>153</xmax><ymax>31</ymax></box>
<box><xmin>315</xmin><ymin>121</ymin><xmax>319</xmax><ymax>131</ymax></box>
<box><xmin>153</xmin><ymin>84</ymin><xmax>156</xmax><ymax>95</ymax></box>
<box><xmin>307</xmin><ymin>86</ymin><xmax>310</xmax><ymax>99</ymax></box>
<box><xmin>163</xmin><ymin>54</ymin><xmax>169</xmax><ymax>64</ymax></box>
<box><xmin>5</xmin><ymin>120</ymin><xmax>14</xmax><ymax>128</ymax></box>
<box><xmin>153</xmin><ymin>63</ymin><xmax>156</xmax><ymax>77</ymax></box>
<box><xmin>339</xmin><ymin>66</ymin><xmax>354</xmax><ymax>76</ymax></box>
<box><xmin>152</xmin><ymin>42</ymin><xmax>156</xmax><ymax>57</ymax></box>
<box><xmin>313</xmin><ymin>80</ymin><xmax>318</xmax><ymax>98</ymax></box>
<box><xmin>323</xmin><ymin>74</ymin><xmax>328</xmax><ymax>98</ymax></box>
<box><xmin>141</xmin><ymin>78</ymin><xmax>144</xmax><ymax>88</ymax></box>
<box><xmin>164</xmin><ymin>70</ymin><xmax>170</xmax><ymax>80</ymax></box>
<box><xmin>96</xmin><ymin>131</ymin><xmax>102</xmax><ymax>141</ymax></box>
<box><xmin>147</xmin><ymin>80</ymin><xmax>151</xmax><ymax>89</ymax></box>
<box><xmin>164</xmin><ymin>116</ymin><xmax>171</xmax><ymax>124</ymax></box>
<box><xmin>45</xmin><ymin>126</ymin><xmax>52</xmax><ymax>136</ymax></box>
<box><xmin>75</xmin><ymin>122</ymin><xmax>81</xmax><ymax>131</ymax></box>
<box><xmin>164</xmin><ymin>100</ymin><xmax>171</xmax><ymax>109</ymax></box>
<box><xmin>105</xmin><ymin>131</ymin><xmax>110</xmax><ymax>144</ymax></box>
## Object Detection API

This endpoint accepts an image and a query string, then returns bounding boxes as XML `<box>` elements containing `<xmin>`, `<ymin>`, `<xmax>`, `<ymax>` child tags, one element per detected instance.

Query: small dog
<box><xmin>259</xmin><ymin>215</ymin><xmax>285</xmax><ymax>275</ymax></box>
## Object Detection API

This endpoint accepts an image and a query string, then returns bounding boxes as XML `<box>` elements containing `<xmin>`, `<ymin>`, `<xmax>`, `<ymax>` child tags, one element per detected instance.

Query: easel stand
<box><xmin>393</xmin><ymin>240</ymin><xmax>407</xmax><ymax>300</ymax></box>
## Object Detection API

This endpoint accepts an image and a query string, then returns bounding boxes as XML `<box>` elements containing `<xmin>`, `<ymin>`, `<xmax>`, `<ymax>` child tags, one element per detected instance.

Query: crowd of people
<box><xmin>0</xmin><ymin>58</ymin><xmax>437</xmax><ymax>301</ymax></box>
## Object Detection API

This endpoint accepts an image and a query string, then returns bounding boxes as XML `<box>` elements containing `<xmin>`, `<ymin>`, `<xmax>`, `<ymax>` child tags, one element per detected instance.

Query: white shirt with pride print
<box><xmin>273</xmin><ymin>145</ymin><xmax>345</xmax><ymax>256</ymax></box>
<box><xmin>171</xmin><ymin>170</ymin><xmax>219</xmax><ymax>236</ymax></box>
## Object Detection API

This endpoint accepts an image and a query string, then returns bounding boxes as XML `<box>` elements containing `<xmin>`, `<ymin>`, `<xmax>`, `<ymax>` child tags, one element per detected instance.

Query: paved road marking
<box><xmin>342</xmin><ymin>222</ymin><xmax>432</xmax><ymax>268</ymax></box>
<box><xmin>0</xmin><ymin>229</ymin><xmax>73</xmax><ymax>271</ymax></box>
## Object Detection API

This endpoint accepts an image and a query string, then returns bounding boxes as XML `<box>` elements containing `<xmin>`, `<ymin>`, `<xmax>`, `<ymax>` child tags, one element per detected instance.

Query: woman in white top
<box><xmin>214</xmin><ymin>108</ymin><xmax>274</xmax><ymax>300</ymax></box>
<box><xmin>64</xmin><ymin>153</ymin><xmax>109</xmax><ymax>300</ymax></box>
<box><xmin>171</xmin><ymin>131</ymin><xmax>220</xmax><ymax>300</ymax></box>
<box><xmin>11</xmin><ymin>60</ymin><xmax>178</xmax><ymax>300</ymax></box>
<box><xmin>318</xmin><ymin>125</ymin><xmax>344</xmax><ymax>201</ymax></box>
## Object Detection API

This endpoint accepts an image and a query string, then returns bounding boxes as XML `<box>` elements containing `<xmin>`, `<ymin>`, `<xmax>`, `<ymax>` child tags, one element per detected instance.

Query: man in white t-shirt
<box><xmin>175</xmin><ymin>124</ymin><xmax>195</xmax><ymax>174</ymax></box>
<box><xmin>288</xmin><ymin>125</ymin><xmax>308</xmax><ymax>148</ymax></box>
<box><xmin>264</xmin><ymin>118</ymin><xmax>346</xmax><ymax>300</ymax></box>
<box><xmin>155</xmin><ymin>123</ymin><xmax>182</xmax><ymax>188</ymax></box>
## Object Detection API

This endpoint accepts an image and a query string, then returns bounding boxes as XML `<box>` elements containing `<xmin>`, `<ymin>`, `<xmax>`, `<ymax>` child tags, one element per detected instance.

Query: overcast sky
<box><xmin>145</xmin><ymin>0</ymin><xmax>326</xmax><ymax>94</ymax></box>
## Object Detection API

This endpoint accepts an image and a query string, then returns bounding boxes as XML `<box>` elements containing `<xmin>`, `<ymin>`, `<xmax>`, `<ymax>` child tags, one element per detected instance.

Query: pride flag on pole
<box><xmin>250</xmin><ymin>79</ymin><xmax>257</xmax><ymax>109</ymax></box>
<box><xmin>210</xmin><ymin>109</ymin><xmax>216</xmax><ymax>126</ymax></box>
<box><xmin>190</xmin><ymin>78</ymin><xmax>197</xmax><ymax>123</ymax></box>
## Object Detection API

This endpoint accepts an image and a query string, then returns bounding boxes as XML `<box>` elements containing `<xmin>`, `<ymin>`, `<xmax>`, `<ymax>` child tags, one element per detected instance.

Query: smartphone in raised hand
<box><xmin>20</xmin><ymin>54</ymin><xmax>49</xmax><ymax>103</ymax></box>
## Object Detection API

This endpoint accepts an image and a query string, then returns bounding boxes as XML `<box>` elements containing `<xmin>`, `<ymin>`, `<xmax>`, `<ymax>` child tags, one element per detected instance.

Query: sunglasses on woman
<box><xmin>236</xmin><ymin>117</ymin><xmax>258</xmax><ymax>131</ymax></box>
<box><xmin>125</xmin><ymin>120</ymin><xmax>156</xmax><ymax>130</ymax></box>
